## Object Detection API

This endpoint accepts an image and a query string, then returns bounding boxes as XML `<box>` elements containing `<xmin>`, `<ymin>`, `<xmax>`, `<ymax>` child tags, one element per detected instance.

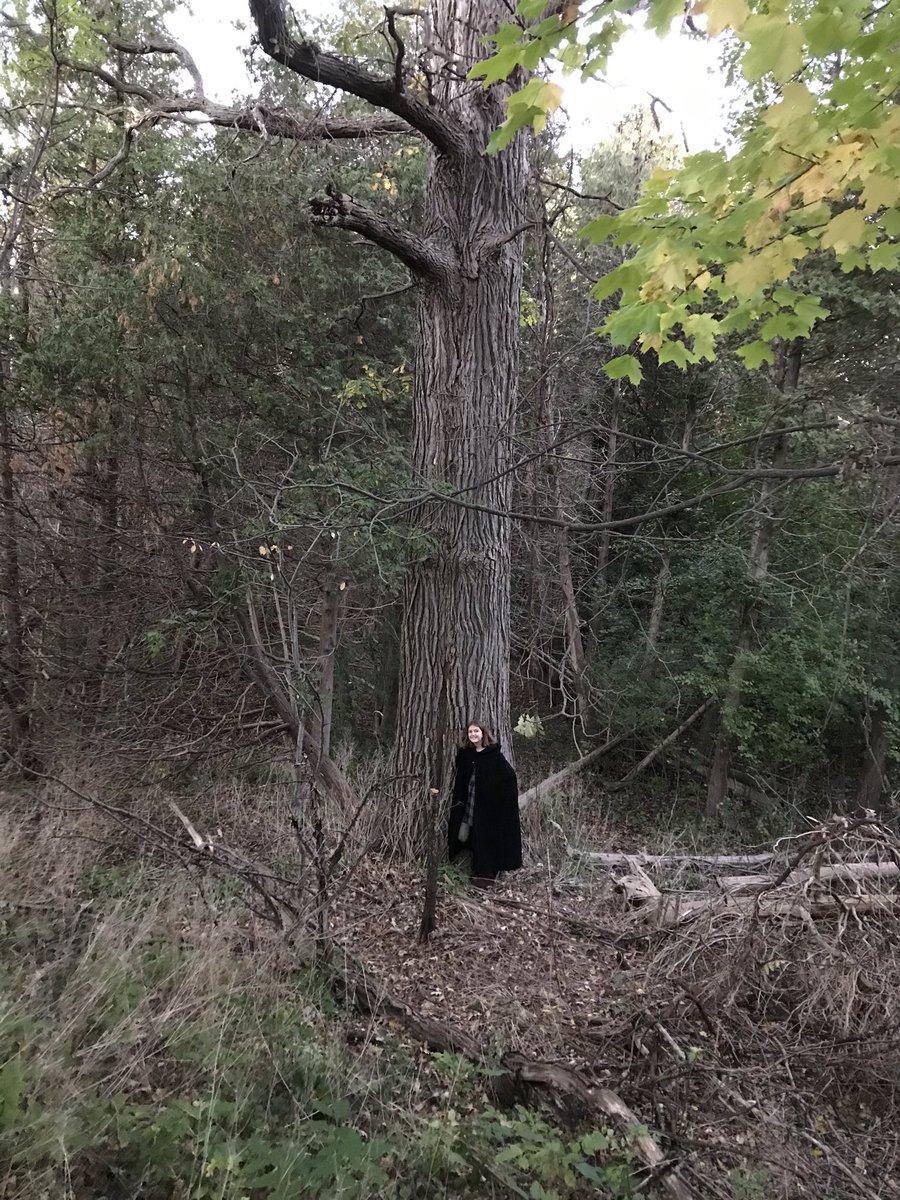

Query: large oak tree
<box><xmin>245</xmin><ymin>1</ymin><xmax>529</xmax><ymax>792</ymax></box>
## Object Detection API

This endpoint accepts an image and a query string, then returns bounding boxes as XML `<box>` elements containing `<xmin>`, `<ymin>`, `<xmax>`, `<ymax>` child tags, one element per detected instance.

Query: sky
<box><xmin>167</xmin><ymin>1</ymin><xmax>733</xmax><ymax>156</ymax></box>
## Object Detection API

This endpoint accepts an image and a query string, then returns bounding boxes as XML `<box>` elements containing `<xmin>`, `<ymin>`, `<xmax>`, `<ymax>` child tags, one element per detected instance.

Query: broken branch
<box><xmin>309</xmin><ymin>188</ymin><xmax>456</xmax><ymax>279</ymax></box>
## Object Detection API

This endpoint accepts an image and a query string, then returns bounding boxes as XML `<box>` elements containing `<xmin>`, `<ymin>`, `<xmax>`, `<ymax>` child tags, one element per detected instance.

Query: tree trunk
<box><xmin>317</xmin><ymin>573</ymin><xmax>345</xmax><ymax>762</ymax></box>
<box><xmin>0</xmin><ymin>408</ymin><xmax>34</xmax><ymax>771</ymax></box>
<box><xmin>856</xmin><ymin>703</ymin><xmax>889</xmax><ymax>813</ymax></box>
<box><xmin>247</xmin><ymin>0</ymin><xmax>528</xmax><ymax>827</ymax></box>
<box><xmin>392</xmin><ymin>1</ymin><xmax>528</xmax><ymax>789</ymax></box>
<box><xmin>705</xmin><ymin>447</ymin><xmax>785</xmax><ymax>819</ymax></box>
<box><xmin>642</xmin><ymin>550</ymin><xmax>670</xmax><ymax>673</ymax></box>
<box><xmin>530</xmin><ymin>211</ymin><xmax>591</xmax><ymax>727</ymax></box>
<box><xmin>596</xmin><ymin>394</ymin><xmax>619</xmax><ymax>595</ymax></box>
<box><xmin>706</xmin><ymin>341</ymin><xmax>801</xmax><ymax>819</ymax></box>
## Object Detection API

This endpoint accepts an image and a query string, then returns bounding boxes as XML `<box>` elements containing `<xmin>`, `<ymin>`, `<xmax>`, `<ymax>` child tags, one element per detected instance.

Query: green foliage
<box><xmin>0</xmin><ymin>878</ymin><xmax>649</xmax><ymax>1200</ymax></box>
<box><xmin>472</xmin><ymin>0</ymin><xmax>900</xmax><ymax>380</ymax></box>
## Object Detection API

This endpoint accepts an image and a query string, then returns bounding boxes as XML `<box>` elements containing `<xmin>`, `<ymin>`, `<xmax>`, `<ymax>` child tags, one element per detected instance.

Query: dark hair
<box><xmin>461</xmin><ymin>720</ymin><xmax>495</xmax><ymax>748</ymax></box>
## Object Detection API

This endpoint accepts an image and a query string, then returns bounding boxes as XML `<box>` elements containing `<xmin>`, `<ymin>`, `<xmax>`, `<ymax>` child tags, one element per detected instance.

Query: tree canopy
<box><xmin>474</xmin><ymin>0</ymin><xmax>900</xmax><ymax>383</ymax></box>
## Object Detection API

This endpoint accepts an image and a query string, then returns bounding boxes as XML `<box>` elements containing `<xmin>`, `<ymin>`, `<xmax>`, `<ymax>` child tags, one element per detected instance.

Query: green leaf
<box><xmin>605</xmin><ymin>302</ymin><xmax>661</xmax><ymax>346</ymax></box>
<box><xmin>736</xmin><ymin>340</ymin><xmax>775</xmax><ymax>369</ymax></box>
<box><xmin>868</xmin><ymin>242</ymin><xmax>900</xmax><ymax>271</ymax></box>
<box><xmin>821</xmin><ymin>208</ymin><xmax>869</xmax><ymax>254</ymax></box>
<box><xmin>575</xmin><ymin>1161</ymin><xmax>609</xmax><ymax>1183</ymax></box>
<box><xmin>658</xmin><ymin>340</ymin><xmax>692</xmax><ymax>368</ymax></box>
<box><xmin>604</xmin><ymin>354</ymin><xmax>642</xmax><ymax>385</ymax></box>
<box><xmin>646</xmin><ymin>0</ymin><xmax>685</xmax><ymax>35</ymax></box>
<box><xmin>803</xmin><ymin>8</ymin><xmax>859</xmax><ymax>55</ymax></box>
<box><xmin>580</xmin><ymin>214</ymin><xmax>619</xmax><ymax>242</ymax></box>
<box><xmin>580</xmin><ymin>1130</ymin><xmax>610</xmax><ymax>1155</ymax></box>
<box><xmin>742</xmin><ymin>16</ymin><xmax>804</xmax><ymax>84</ymax></box>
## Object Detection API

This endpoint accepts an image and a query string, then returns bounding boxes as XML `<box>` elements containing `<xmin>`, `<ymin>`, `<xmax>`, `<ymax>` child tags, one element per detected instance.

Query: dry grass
<box><xmin>4</xmin><ymin>772</ymin><xmax>900</xmax><ymax>1200</ymax></box>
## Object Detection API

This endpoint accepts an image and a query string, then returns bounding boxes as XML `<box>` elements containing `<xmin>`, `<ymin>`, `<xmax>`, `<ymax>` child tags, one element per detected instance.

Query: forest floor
<box><xmin>2</xmin><ymin>790</ymin><xmax>900</xmax><ymax>1200</ymax></box>
<box><xmin>334</xmin><ymin>859</ymin><xmax>623</xmax><ymax>1065</ymax></box>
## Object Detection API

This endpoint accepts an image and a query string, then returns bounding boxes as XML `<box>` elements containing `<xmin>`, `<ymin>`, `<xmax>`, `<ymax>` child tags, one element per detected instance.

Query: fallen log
<box><xmin>503</xmin><ymin>1054</ymin><xmax>694</xmax><ymax>1200</ymax></box>
<box><xmin>334</xmin><ymin>950</ymin><xmax>693</xmax><ymax>1198</ymax></box>
<box><xmin>614</xmin><ymin>855</ymin><xmax>663</xmax><ymax>904</ymax></box>
<box><xmin>573</xmin><ymin>849</ymin><xmax>776</xmax><ymax>870</ymax></box>
<box><xmin>643</xmin><ymin>890</ymin><xmax>900</xmax><ymax>927</ymax></box>
<box><xmin>717</xmin><ymin>860</ymin><xmax>900</xmax><ymax>893</ymax></box>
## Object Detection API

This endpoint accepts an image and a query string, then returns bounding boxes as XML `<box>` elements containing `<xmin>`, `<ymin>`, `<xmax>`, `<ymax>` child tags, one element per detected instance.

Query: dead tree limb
<box><xmin>518</xmin><ymin>731</ymin><xmax>629</xmax><ymax>811</ymax></box>
<box><xmin>607</xmin><ymin>699</ymin><xmax>714</xmax><ymax>792</ymax></box>
<box><xmin>572</xmin><ymin>850</ymin><xmax>777</xmax><ymax>869</ymax></box>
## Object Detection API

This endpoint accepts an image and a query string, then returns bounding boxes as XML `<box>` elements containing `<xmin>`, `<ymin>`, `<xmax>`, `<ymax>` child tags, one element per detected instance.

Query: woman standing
<box><xmin>448</xmin><ymin>722</ymin><xmax>522</xmax><ymax>886</ymax></box>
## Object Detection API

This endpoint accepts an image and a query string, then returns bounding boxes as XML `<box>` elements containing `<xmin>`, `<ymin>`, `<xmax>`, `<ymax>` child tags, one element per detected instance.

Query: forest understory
<box><xmin>2</xmin><ymin>0</ymin><xmax>899</xmax><ymax>1196</ymax></box>
<box><xmin>2</xmin><ymin>768</ymin><xmax>899</xmax><ymax>1200</ymax></box>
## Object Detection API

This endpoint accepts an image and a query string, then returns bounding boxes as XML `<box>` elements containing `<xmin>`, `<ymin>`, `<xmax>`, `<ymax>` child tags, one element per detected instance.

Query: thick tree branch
<box><xmin>248</xmin><ymin>0</ymin><xmax>469</xmax><ymax>158</ymax></box>
<box><xmin>108</xmin><ymin>34</ymin><xmax>205</xmax><ymax>94</ymax></box>
<box><xmin>309</xmin><ymin>187</ymin><xmax>456</xmax><ymax>280</ymax></box>
<box><xmin>165</xmin><ymin>101</ymin><xmax>413</xmax><ymax>141</ymax></box>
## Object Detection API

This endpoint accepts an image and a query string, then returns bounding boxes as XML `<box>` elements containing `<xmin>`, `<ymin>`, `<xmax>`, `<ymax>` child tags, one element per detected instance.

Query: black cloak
<box><xmin>448</xmin><ymin>742</ymin><xmax>522</xmax><ymax>878</ymax></box>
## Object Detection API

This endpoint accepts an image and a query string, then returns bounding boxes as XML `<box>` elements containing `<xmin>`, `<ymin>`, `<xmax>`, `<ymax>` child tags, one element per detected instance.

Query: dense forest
<box><xmin>1</xmin><ymin>1</ymin><xmax>899</xmax><ymax>1198</ymax></box>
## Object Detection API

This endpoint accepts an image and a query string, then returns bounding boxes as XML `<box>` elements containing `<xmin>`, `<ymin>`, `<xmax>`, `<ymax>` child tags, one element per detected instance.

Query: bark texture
<box><xmin>248</xmin><ymin>2</ymin><xmax>529</xmax><ymax>826</ymax></box>
<box><xmin>392</xmin><ymin>0</ymin><xmax>528</xmax><ymax>792</ymax></box>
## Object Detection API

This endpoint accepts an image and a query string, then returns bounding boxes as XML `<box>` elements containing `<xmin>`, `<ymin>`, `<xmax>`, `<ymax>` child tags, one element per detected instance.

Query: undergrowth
<box><xmin>0</xmin><ymin>810</ymin><xmax>643</xmax><ymax>1200</ymax></box>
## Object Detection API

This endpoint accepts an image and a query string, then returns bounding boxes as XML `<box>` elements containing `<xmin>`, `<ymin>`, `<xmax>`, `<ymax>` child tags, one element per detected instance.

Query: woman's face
<box><xmin>467</xmin><ymin>725</ymin><xmax>484</xmax><ymax>748</ymax></box>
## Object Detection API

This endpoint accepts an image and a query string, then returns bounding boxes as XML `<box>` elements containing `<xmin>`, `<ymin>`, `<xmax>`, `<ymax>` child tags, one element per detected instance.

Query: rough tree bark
<box><xmin>0</xmin><ymin>408</ymin><xmax>33</xmax><ymax>769</ymax></box>
<box><xmin>247</xmin><ymin>1</ymin><xmax>528</xmax><ymax>824</ymax></box>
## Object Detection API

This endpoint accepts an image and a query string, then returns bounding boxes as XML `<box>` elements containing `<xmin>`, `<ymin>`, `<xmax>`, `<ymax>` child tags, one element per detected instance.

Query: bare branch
<box><xmin>108</xmin><ymin>33</ymin><xmax>205</xmax><ymax>95</ymax></box>
<box><xmin>165</xmin><ymin>100</ymin><xmax>414</xmax><ymax>141</ymax></box>
<box><xmin>540</xmin><ymin>176</ymin><xmax>624</xmax><ymax>211</ymax></box>
<box><xmin>51</xmin><ymin>126</ymin><xmax>136</xmax><ymax>196</ymax></box>
<box><xmin>61</xmin><ymin>49</ymin><xmax>415</xmax><ymax>143</ymax></box>
<box><xmin>309</xmin><ymin>187</ymin><xmax>456</xmax><ymax>280</ymax></box>
<box><xmin>384</xmin><ymin>7</ymin><xmax>406</xmax><ymax>94</ymax></box>
<box><xmin>248</xmin><ymin>0</ymin><xmax>469</xmax><ymax>157</ymax></box>
<box><xmin>58</xmin><ymin>54</ymin><xmax>158</xmax><ymax>102</ymax></box>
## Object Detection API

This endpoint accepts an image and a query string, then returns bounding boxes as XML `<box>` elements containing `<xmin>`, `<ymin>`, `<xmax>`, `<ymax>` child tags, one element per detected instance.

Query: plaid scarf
<box><xmin>458</xmin><ymin>765</ymin><xmax>477</xmax><ymax>843</ymax></box>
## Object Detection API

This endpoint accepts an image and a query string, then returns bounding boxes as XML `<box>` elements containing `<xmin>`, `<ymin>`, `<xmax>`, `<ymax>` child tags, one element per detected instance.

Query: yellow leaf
<box><xmin>258</xmin><ymin>545</ymin><xmax>269</xmax><ymax>557</ymax></box>
<box><xmin>726</xmin><ymin>236</ymin><xmax>805</xmax><ymax>294</ymax></box>
<box><xmin>691</xmin><ymin>0</ymin><xmax>748</xmax><ymax>37</ymax></box>
<box><xmin>821</xmin><ymin>208</ymin><xmax>868</xmax><ymax>254</ymax></box>
<box><xmin>745</xmin><ymin>211</ymin><xmax>780</xmax><ymax>250</ymax></box>
<box><xmin>537</xmin><ymin>80</ymin><xmax>564</xmax><ymax>116</ymax></box>
<box><xmin>862</xmin><ymin>172</ymin><xmax>900</xmax><ymax>214</ymax></box>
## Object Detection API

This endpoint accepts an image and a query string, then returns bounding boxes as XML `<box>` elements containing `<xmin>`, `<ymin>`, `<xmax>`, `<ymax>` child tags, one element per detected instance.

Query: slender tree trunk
<box><xmin>706</xmin><ymin>341</ymin><xmax>801</xmax><ymax>818</ymax></box>
<box><xmin>530</xmin><ymin>215</ymin><xmax>590</xmax><ymax>725</ymax></box>
<box><xmin>706</xmin><ymin>443</ymin><xmax>787</xmax><ymax>818</ymax></box>
<box><xmin>596</xmin><ymin>394</ymin><xmax>619</xmax><ymax>595</ymax></box>
<box><xmin>392</xmin><ymin>0</ymin><xmax>528</xmax><ymax>789</ymax></box>
<box><xmin>318</xmin><ymin>573</ymin><xmax>345</xmax><ymax>762</ymax></box>
<box><xmin>856</xmin><ymin>703</ymin><xmax>889</xmax><ymax>813</ymax></box>
<box><xmin>642</xmin><ymin>550</ymin><xmax>670</xmax><ymax>672</ymax></box>
<box><xmin>0</xmin><ymin>409</ymin><xmax>34</xmax><ymax>770</ymax></box>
